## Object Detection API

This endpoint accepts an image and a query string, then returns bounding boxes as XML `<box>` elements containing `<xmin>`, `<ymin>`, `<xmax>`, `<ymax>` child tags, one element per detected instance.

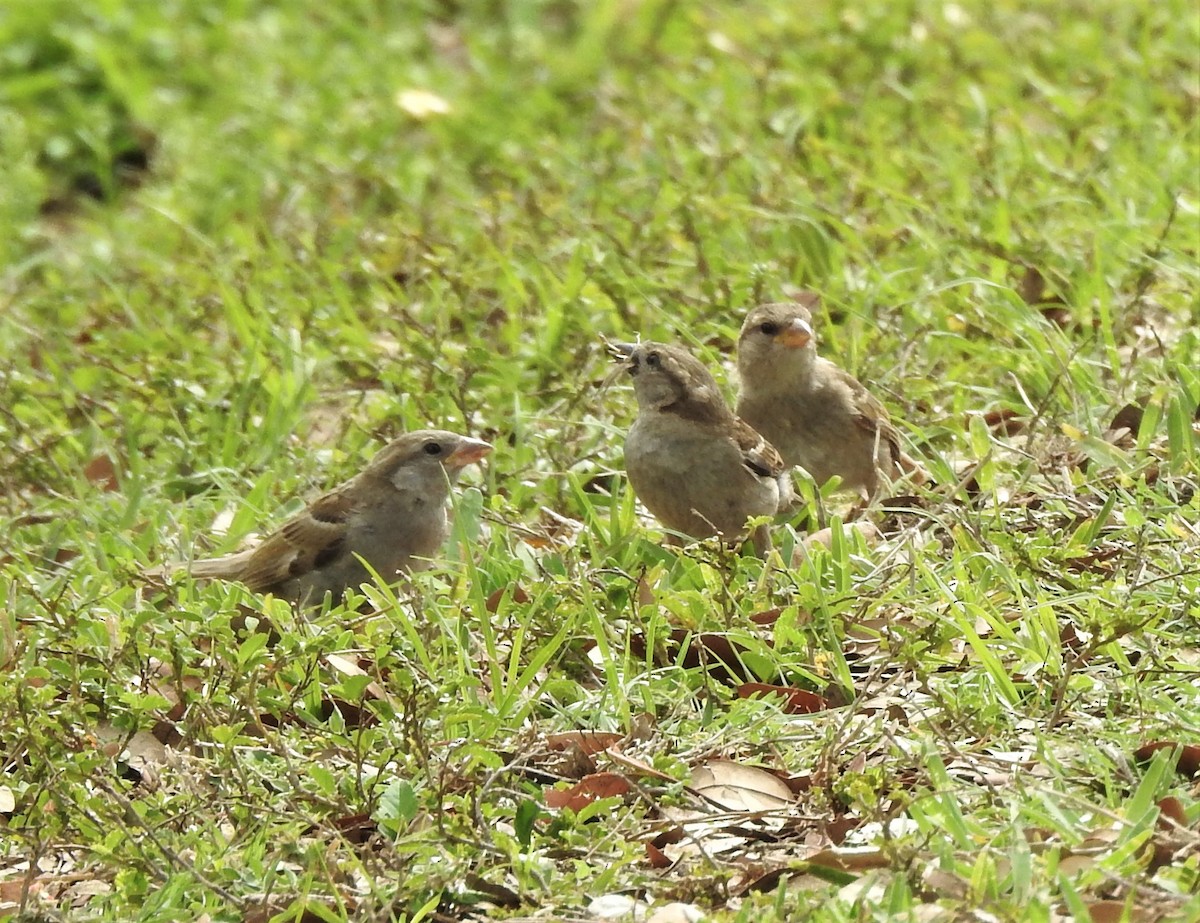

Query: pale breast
<box><xmin>626</xmin><ymin>416</ymin><xmax>780</xmax><ymax>540</ymax></box>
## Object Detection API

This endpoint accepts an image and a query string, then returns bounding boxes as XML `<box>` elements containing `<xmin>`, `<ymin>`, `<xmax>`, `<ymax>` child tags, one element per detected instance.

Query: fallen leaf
<box><xmin>395</xmin><ymin>88</ymin><xmax>451</xmax><ymax>118</ymax></box>
<box><xmin>645</xmin><ymin>842</ymin><xmax>673</xmax><ymax>869</ymax></box>
<box><xmin>749</xmin><ymin>607</ymin><xmax>783</xmax><ymax>626</ymax></box>
<box><xmin>1151</xmin><ymin>796</ymin><xmax>1189</xmax><ymax>870</ymax></box>
<box><xmin>646</xmin><ymin>902</ymin><xmax>707</xmax><ymax>923</ymax></box>
<box><xmin>689</xmin><ymin>759</ymin><xmax>794</xmax><ymax>813</ymax></box>
<box><xmin>485</xmin><ymin>583</ymin><xmax>530</xmax><ymax>613</ymax></box>
<box><xmin>589</xmin><ymin>894</ymin><xmax>648</xmax><ymax>920</ymax></box>
<box><xmin>793</xmin><ymin>522</ymin><xmax>880</xmax><ymax>564</ymax></box>
<box><xmin>1082</xmin><ymin>900</ymin><xmax>1165</xmax><ymax>923</ymax></box>
<box><xmin>84</xmin><ymin>454</ymin><xmax>119</xmax><ymax>491</ymax></box>
<box><xmin>1134</xmin><ymin>742</ymin><xmax>1200</xmax><ymax>777</ymax></box>
<box><xmin>629</xmin><ymin>630</ymin><xmax>764</xmax><ymax>685</ymax></box>
<box><xmin>1108</xmin><ymin>398</ymin><xmax>1149</xmax><ymax>439</ymax></box>
<box><xmin>323</xmin><ymin>654</ymin><xmax>392</xmax><ymax>703</ymax></box>
<box><xmin>545</xmin><ymin>772</ymin><xmax>631</xmax><ymax>811</ymax></box>
<box><xmin>806</xmin><ymin>846</ymin><xmax>891</xmax><ymax>872</ymax></box>
<box><xmin>737</xmin><ymin>682</ymin><xmax>829</xmax><ymax>714</ymax></box>
<box><xmin>981</xmin><ymin>407</ymin><xmax>1027</xmax><ymax>436</ymax></box>
<box><xmin>546</xmin><ymin>731</ymin><xmax>624</xmax><ymax>755</ymax></box>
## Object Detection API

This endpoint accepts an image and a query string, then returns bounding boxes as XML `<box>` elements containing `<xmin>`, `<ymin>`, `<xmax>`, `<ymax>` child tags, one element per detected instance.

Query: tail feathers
<box><xmin>187</xmin><ymin>549</ymin><xmax>256</xmax><ymax>580</ymax></box>
<box><xmin>896</xmin><ymin>452</ymin><xmax>931</xmax><ymax>486</ymax></box>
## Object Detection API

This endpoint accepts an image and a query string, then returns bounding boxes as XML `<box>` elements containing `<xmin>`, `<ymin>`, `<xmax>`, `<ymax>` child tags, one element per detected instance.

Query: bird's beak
<box><xmin>445</xmin><ymin>438</ymin><xmax>493</xmax><ymax>469</ymax></box>
<box><xmin>603</xmin><ymin>338</ymin><xmax>637</xmax><ymax>361</ymax></box>
<box><xmin>775</xmin><ymin>317</ymin><xmax>813</xmax><ymax>349</ymax></box>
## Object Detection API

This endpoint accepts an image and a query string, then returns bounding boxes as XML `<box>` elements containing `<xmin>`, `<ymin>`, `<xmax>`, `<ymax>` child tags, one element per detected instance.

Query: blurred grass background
<box><xmin>1</xmin><ymin>1</ymin><xmax>1197</xmax><ymax>919</ymax></box>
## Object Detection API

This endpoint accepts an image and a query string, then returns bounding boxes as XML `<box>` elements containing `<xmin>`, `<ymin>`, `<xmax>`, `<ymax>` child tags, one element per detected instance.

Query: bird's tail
<box><xmin>896</xmin><ymin>452</ymin><xmax>931</xmax><ymax>486</ymax></box>
<box><xmin>186</xmin><ymin>550</ymin><xmax>256</xmax><ymax>580</ymax></box>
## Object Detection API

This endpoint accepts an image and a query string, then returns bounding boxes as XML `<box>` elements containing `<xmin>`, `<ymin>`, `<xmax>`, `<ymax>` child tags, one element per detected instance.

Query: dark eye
<box><xmin>759</xmin><ymin>322</ymin><xmax>779</xmax><ymax>336</ymax></box>
<box><xmin>423</xmin><ymin>442</ymin><xmax>443</xmax><ymax>456</ymax></box>
<box><xmin>646</xmin><ymin>351</ymin><xmax>661</xmax><ymax>367</ymax></box>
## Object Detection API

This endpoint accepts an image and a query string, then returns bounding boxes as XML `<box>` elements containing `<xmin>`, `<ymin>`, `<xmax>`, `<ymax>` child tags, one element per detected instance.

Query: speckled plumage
<box><xmin>613</xmin><ymin>341</ymin><xmax>791</xmax><ymax>553</ymax></box>
<box><xmin>188</xmin><ymin>430</ymin><xmax>491</xmax><ymax>605</ymax></box>
<box><xmin>737</xmin><ymin>296</ymin><xmax>924</xmax><ymax>498</ymax></box>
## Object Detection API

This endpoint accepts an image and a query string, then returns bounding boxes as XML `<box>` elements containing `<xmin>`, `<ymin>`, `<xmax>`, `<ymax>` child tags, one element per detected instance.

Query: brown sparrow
<box><xmin>736</xmin><ymin>296</ymin><xmax>926</xmax><ymax>498</ymax></box>
<box><xmin>610</xmin><ymin>341</ymin><xmax>791</xmax><ymax>553</ymax></box>
<box><xmin>187</xmin><ymin>430</ymin><xmax>492</xmax><ymax>605</ymax></box>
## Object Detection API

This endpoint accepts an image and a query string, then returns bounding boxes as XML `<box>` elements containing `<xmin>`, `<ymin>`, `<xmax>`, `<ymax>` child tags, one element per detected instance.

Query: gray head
<box><xmin>610</xmin><ymin>341</ymin><xmax>731</xmax><ymax>423</ymax></box>
<box><xmin>366</xmin><ymin>429</ymin><xmax>493</xmax><ymax>492</ymax></box>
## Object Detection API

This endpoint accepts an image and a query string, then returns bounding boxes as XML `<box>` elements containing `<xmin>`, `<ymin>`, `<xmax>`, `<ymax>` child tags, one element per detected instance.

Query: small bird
<box><xmin>736</xmin><ymin>295</ymin><xmax>926</xmax><ymax>499</ymax></box>
<box><xmin>186</xmin><ymin>430</ymin><xmax>492</xmax><ymax>605</ymax></box>
<box><xmin>610</xmin><ymin>340</ymin><xmax>792</xmax><ymax>553</ymax></box>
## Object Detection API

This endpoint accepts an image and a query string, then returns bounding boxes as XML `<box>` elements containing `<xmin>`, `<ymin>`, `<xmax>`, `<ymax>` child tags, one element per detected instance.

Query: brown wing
<box><xmin>235</xmin><ymin>487</ymin><xmax>357</xmax><ymax>592</ymax></box>
<box><xmin>732</xmin><ymin>417</ymin><xmax>788</xmax><ymax>480</ymax></box>
<box><xmin>838</xmin><ymin>368</ymin><xmax>904</xmax><ymax>466</ymax></box>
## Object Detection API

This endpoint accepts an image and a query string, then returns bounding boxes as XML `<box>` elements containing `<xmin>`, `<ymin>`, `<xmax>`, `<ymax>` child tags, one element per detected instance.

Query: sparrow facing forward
<box><xmin>736</xmin><ymin>296</ymin><xmax>925</xmax><ymax>498</ymax></box>
<box><xmin>187</xmin><ymin>429</ymin><xmax>492</xmax><ymax>605</ymax></box>
<box><xmin>611</xmin><ymin>340</ymin><xmax>791</xmax><ymax>553</ymax></box>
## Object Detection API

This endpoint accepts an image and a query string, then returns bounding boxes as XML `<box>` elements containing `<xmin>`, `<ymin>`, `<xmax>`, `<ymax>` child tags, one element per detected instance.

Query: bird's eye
<box><xmin>423</xmin><ymin>442</ymin><xmax>443</xmax><ymax>456</ymax></box>
<box><xmin>646</xmin><ymin>351</ymin><xmax>661</xmax><ymax>367</ymax></box>
<box><xmin>759</xmin><ymin>322</ymin><xmax>780</xmax><ymax>336</ymax></box>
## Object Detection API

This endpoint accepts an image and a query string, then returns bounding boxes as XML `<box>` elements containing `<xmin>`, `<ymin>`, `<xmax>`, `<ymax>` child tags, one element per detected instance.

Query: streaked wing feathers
<box><xmin>733</xmin><ymin>417</ymin><xmax>787</xmax><ymax>480</ymax></box>
<box><xmin>841</xmin><ymin>370</ymin><xmax>903</xmax><ymax>464</ymax></box>
<box><xmin>221</xmin><ymin>488</ymin><xmax>357</xmax><ymax>593</ymax></box>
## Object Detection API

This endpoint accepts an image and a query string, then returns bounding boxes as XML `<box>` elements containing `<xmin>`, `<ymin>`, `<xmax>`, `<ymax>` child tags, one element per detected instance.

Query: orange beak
<box><xmin>445</xmin><ymin>438</ymin><xmax>493</xmax><ymax>469</ymax></box>
<box><xmin>775</xmin><ymin>317</ymin><xmax>813</xmax><ymax>349</ymax></box>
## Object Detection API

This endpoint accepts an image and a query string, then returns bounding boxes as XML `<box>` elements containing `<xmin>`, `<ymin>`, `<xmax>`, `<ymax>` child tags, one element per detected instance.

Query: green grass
<box><xmin>1</xmin><ymin>0</ymin><xmax>1198</xmax><ymax>920</ymax></box>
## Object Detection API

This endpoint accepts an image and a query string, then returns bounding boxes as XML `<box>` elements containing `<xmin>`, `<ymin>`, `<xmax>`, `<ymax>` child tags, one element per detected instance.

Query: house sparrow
<box><xmin>610</xmin><ymin>341</ymin><xmax>792</xmax><ymax>553</ymax></box>
<box><xmin>186</xmin><ymin>430</ymin><xmax>492</xmax><ymax>605</ymax></box>
<box><xmin>736</xmin><ymin>296</ymin><xmax>926</xmax><ymax>498</ymax></box>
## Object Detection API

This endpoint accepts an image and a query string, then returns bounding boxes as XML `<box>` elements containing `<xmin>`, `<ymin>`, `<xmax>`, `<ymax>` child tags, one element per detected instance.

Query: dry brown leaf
<box><xmin>546</xmin><ymin>731</ymin><xmax>624</xmax><ymax>756</ymax></box>
<box><xmin>792</xmin><ymin>522</ymin><xmax>880</xmax><ymax>564</ymax></box>
<box><xmin>323</xmin><ymin>654</ymin><xmax>392</xmax><ymax>703</ymax></box>
<box><xmin>629</xmin><ymin>630</ymin><xmax>763</xmax><ymax>685</ymax></box>
<box><xmin>1108</xmin><ymin>400</ymin><xmax>1148</xmax><ymax>439</ymax></box>
<box><xmin>1082</xmin><ymin>900</ymin><xmax>1166</xmax><ymax>923</ymax></box>
<box><xmin>749</xmin><ymin>607</ymin><xmax>783</xmax><ymax>626</ymax></box>
<box><xmin>737</xmin><ymin>682</ymin><xmax>829</xmax><ymax>715</ymax></box>
<box><xmin>84</xmin><ymin>454</ymin><xmax>119</xmax><ymax>491</ymax></box>
<box><xmin>1151</xmin><ymin>796</ymin><xmax>1193</xmax><ymax>870</ymax></box>
<box><xmin>544</xmin><ymin>771</ymin><xmax>631</xmax><ymax>811</ymax></box>
<box><xmin>1134</xmin><ymin>741</ymin><xmax>1200</xmax><ymax>777</ymax></box>
<box><xmin>1157</xmin><ymin>796</ymin><xmax>1188</xmax><ymax>828</ymax></box>
<box><xmin>983</xmin><ymin>407</ymin><xmax>1027</xmax><ymax>435</ymax></box>
<box><xmin>806</xmin><ymin>846</ymin><xmax>891</xmax><ymax>872</ymax></box>
<box><xmin>485</xmin><ymin>583</ymin><xmax>530</xmax><ymax>613</ymax></box>
<box><xmin>689</xmin><ymin>759</ymin><xmax>794</xmax><ymax>813</ymax></box>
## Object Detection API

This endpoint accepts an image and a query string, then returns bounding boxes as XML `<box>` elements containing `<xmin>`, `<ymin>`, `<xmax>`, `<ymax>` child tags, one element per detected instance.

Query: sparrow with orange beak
<box><xmin>183</xmin><ymin>430</ymin><xmax>493</xmax><ymax>606</ymax></box>
<box><xmin>736</xmin><ymin>296</ymin><xmax>925</xmax><ymax>498</ymax></box>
